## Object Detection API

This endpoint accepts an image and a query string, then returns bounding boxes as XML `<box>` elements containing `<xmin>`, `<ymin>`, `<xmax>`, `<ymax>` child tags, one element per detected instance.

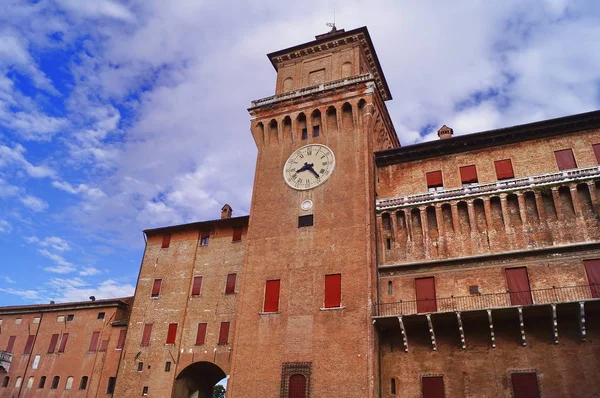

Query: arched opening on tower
<box><xmin>172</xmin><ymin>361</ymin><xmax>227</xmax><ymax>398</ymax></box>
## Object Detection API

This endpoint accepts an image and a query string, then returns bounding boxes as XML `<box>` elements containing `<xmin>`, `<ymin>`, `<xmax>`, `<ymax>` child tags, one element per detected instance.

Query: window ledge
<box><xmin>320</xmin><ymin>306</ymin><xmax>345</xmax><ymax>311</ymax></box>
<box><xmin>259</xmin><ymin>311</ymin><xmax>280</xmax><ymax>315</ymax></box>
<box><xmin>150</xmin><ymin>296</ymin><xmax>160</xmax><ymax>300</ymax></box>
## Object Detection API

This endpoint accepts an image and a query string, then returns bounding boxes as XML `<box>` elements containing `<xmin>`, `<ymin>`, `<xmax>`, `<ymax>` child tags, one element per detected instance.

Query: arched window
<box><xmin>283</xmin><ymin>77</ymin><xmax>293</xmax><ymax>92</ymax></box>
<box><xmin>1</xmin><ymin>376</ymin><xmax>9</xmax><ymax>388</ymax></box>
<box><xmin>80</xmin><ymin>376</ymin><xmax>89</xmax><ymax>390</ymax></box>
<box><xmin>391</xmin><ymin>378</ymin><xmax>396</xmax><ymax>394</ymax></box>
<box><xmin>65</xmin><ymin>376</ymin><xmax>74</xmax><ymax>390</ymax></box>
<box><xmin>26</xmin><ymin>377</ymin><xmax>34</xmax><ymax>388</ymax></box>
<box><xmin>51</xmin><ymin>376</ymin><xmax>60</xmax><ymax>389</ymax></box>
<box><xmin>382</xmin><ymin>213</ymin><xmax>391</xmax><ymax>230</ymax></box>
<box><xmin>38</xmin><ymin>376</ymin><xmax>46</xmax><ymax>389</ymax></box>
<box><xmin>15</xmin><ymin>377</ymin><xmax>22</xmax><ymax>388</ymax></box>
<box><xmin>288</xmin><ymin>374</ymin><xmax>306</xmax><ymax>398</ymax></box>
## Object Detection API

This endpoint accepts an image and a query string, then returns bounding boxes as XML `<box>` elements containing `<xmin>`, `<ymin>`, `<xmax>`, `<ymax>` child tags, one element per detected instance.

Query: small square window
<box><xmin>66</xmin><ymin>314</ymin><xmax>74</xmax><ymax>322</ymax></box>
<box><xmin>0</xmin><ymin>319</ymin><xmax>3</xmax><ymax>325</ymax></box>
<box><xmin>56</xmin><ymin>315</ymin><xmax>65</xmax><ymax>323</ymax></box>
<box><xmin>298</xmin><ymin>215</ymin><xmax>313</xmax><ymax>228</ymax></box>
<box><xmin>426</xmin><ymin>170</ymin><xmax>443</xmax><ymax>191</ymax></box>
<box><xmin>165</xmin><ymin>362</ymin><xmax>171</xmax><ymax>372</ymax></box>
<box><xmin>161</xmin><ymin>234</ymin><xmax>171</xmax><ymax>248</ymax></box>
<box><xmin>200</xmin><ymin>235</ymin><xmax>209</xmax><ymax>246</ymax></box>
<box><xmin>32</xmin><ymin>317</ymin><xmax>40</xmax><ymax>324</ymax></box>
<box><xmin>15</xmin><ymin>318</ymin><xmax>22</xmax><ymax>325</ymax></box>
<box><xmin>97</xmin><ymin>312</ymin><xmax>105</xmax><ymax>320</ymax></box>
<box><xmin>142</xmin><ymin>386</ymin><xmax>149</xmax><ymax>396</ymax></box>
<box><xmin>137</xmin><ymin>362</ymin><xmax>143</xmax><ymax>372</ymax></box>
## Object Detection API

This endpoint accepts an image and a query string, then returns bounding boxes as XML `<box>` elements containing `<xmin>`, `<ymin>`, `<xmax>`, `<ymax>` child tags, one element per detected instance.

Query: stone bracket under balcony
<box><xmin>0</xmin><ymin>351</ymin><xmax>12</xmax><ymax>373</ymax></box>
<box><xmin>373</xmin><ymin>285</ymin><xmax>599</xmax><ymax>352</ymax></box>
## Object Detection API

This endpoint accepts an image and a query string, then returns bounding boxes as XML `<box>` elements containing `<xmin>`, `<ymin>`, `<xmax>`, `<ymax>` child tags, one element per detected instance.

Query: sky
<box><xmin>1</xmin><ymin>0</ymin><xmax>600</xmax><ymax>306</ymax></box>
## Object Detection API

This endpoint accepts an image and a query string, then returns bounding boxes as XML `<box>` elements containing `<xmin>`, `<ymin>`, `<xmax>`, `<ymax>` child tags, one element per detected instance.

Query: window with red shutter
<box><xmin>48</xmin><ymin>334</ymin><xmax>59</xmax><ymax>353</ymax></box>
<box><xmin>584</xmin><ymin>259</ymin><xmax>600</xmax><ymax>298</ymax></box>
<box><xmin>99</xmin><ymin>339</ymin><xmax>108</xmax><ymax>352</ymax></box>
<box><xmin>116</xmin><ymin>330</ymin><xmax>126</xmax><ymax>350</ymax></box>
<box><xmin>24</xmin><ymin>335</ymin><xmax>35</xmax><ymax>355</ymax></box>
<box><xmin>511</xmin><ymin>373</ymin><xmax>540</xmax><ymax>398</ymax></box>
<box><xmin>225</xmin><ymin>273</ymin><xmax>236</xmax><ymax>294</ymax></box>
<box><xmin>494</xmin><ymin>159</ymin><xmax>514</xmax><ymax>180</ymax></box>
<box><xmin>554</xmin><ymin>149</ymin><xmax>577</xmax><ymax>170</ymax></box>
<box><xmin>593</xmin><ymin>143</ymin><xmax>600</xmax><ymax>164</ymax></box>
<box><xmin>196</xmin><ymin>323</ymin><xmax>207</xmax><ymax>345</ymax></box>
<box><xmin>459</xmin><ymin>165</ymin><xmax>478</xmax><ymax>185</ymax></box>
<box><xmin>232</xmin><ymin>227</ymin><xmax>243</xmax><ymax>242</ymax></box>
<box><xmin>505</xmin><ymin>267</ymin><xmax>533</xmax><ymax>306</ymax></box>
<box><xmin>151</xmin><ymin>279</ymin><xmax>162</xmax><ymax>298</ymax></box>
<box><xmin>161</xmin><ymin>234</ymin><xmax>171</xmax><ymax>248</ymax></box>
<box><xmin>263</xmin><ymin>280</ymin><xmax>281</xmax><ymax>312</ymax></box>
<box><xmin>88</xmin><ymin>332</ymin><xmax>100</xmax><ymax>352</ymax></box>
<box><xmin>422</xmin><ymin>376</ymin><xmax>445</xmax><ymax>398</ymax></box>
<box><xmin>6</xmin><ymin>336</ymin><xmax>16</xmax><ymax>353</ymax></box>
<box><xmin>191</xmin><ymin>276</ymin><xmax>203</xmax><ymax>296</ymax></box>
<box><xmin>288</xmin><ymin>374</ymin><xmax>307</xmax><ymax>398</ymax></box>
<box><xmin>218</xmin><ymin>322</ymin><xmax>230</xmax><ymax>345</ymax></box>
<box><xmin>141</xmin><ymin>324</ymin><xmax>153</xmax><ymax>346</ymax></box>
<box><xmin>58</xmin><ymin>334</ymin><xmax>69</xmax><ymax>353</ymax></box>
<box><xmin>166</xmin><ymin>323</ymin><xmax>177</xmax><ymax>344</ymax></box>
<box><xmin>426</xmin><ymin>171</ymin><xmax>443</xmax><ymax>191</ymax></box>
<box><xmin>324</xmin><ymin>274</ymin><xmax>342</xmax><ymax>308</ymax></box>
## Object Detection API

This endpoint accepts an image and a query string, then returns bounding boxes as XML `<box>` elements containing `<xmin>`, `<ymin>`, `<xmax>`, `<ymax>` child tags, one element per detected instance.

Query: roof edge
<box><xmin>144</xmin><ymin>215</ymin><xmax>250</xmax><ymax>236</ymax></box>
<box><xmin>0</xmin><ymin>296</ymin><xmax>132</xmax><ymax>315</ymax></box>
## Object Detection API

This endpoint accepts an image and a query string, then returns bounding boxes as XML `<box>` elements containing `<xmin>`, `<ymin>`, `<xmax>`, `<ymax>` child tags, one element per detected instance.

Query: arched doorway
<box><xmin>172</xmin><ymin>361</ymin><xmax>226</xmax><ymax>398</ymax></box>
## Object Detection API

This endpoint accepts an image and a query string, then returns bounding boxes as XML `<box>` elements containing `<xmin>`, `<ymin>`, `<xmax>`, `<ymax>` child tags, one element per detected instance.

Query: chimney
<box><xmin>221</xmin><ymin>204</ymin><xmax>232</xmax><ymax>219</ymax></box>
<box><xmin>89</xmin><ymin>296</ymin><xmax>96</xmax><ymax>302</ymax></box>
<box><xmin>437</xmin><ymin>125</ymin><xmax>454</xmax><ymax>139</ymax></box>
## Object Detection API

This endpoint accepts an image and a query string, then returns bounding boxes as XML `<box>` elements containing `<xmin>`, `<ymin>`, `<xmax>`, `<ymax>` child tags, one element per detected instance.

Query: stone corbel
<box><xmin>456</xmin><ymin>312</ymin><xmax>466</xmax><ymax>349</ymax></box>
<box><xmin>397</xmin><ymin>316</ymin><xmax>408</xmax><ymax>352</ymax></box>
<box><xmin>552</xmin><ymin>304</ymin><xmax>559</xmax><ymax>344</ymax></box>
<box><xmin>518</xmin><ymin>307</ymin><xmax>526</xmax><ymax>346</ymax></box>
<box><xmin>426</xmin><ymin>314</ymin><xmax>437</xmax><ymax>351</ymax></box>
<box><xmin>578</xmin><ymin>302</ymin><xmax>586</xmax><ymax>341</ymax></box>
<box><xmin>487</xmin><ymin>310</ymin><xmax>496</xmax><ymax>348</ymax></box>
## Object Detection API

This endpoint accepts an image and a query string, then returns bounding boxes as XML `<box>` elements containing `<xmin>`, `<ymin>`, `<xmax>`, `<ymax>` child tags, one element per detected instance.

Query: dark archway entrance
<box><xmin>172</xmin><ymin>361</ymin><xmax>226</xmax><ymax>398</ymax></box>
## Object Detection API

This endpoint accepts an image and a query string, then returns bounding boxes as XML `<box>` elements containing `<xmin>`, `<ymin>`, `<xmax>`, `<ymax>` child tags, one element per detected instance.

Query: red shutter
<box><xmin>48</xmin><ymin>334</ymin><xmax>59</xmax><ymax>353</ymax></box>
<box><xmin>264</xmin><ymin>280</ymin><xmax>281</xmax><ymax>312</ymax></box>
<box><xmin>584</xmin><ymin>259</ymin><xmax>600</xmax><ymax>298</ymax></box>
<box><xmin>459</xmin><ymin>165</ymin><xmax>478</xmax><ymax>184</ymax></box>
<box><xmin>24</xmin><ymin>335</ymin><xmax>35</xmax><ymax>355</ymax></box>
<box><xmin>324</xmin><ymin>274</ymin><xmax>342</xmax><ymax>308</ymax></box>
<box><xmin>141</xmin><ymin>324</ymin><xmax>152</xmax><ymax>346</ymax></box>
<box><xmin>511</xmin><ymin>373</ymin><xmax>540</xmax><ymax>398</ymax></box>
<box><xmin>225</xmin><ymin>273</ymin><xmax>236</xmax><ymax>294</ymax></box>
<box><xmin>422</xmin><ymin>376</ymin><xmax>445</xmax><ymax>398</ymax></box>
<box><xmin>554</xmin><ymin>149</ymin><xmax>577</xmax><ymax>170</ymax></box>
<box><xmin>415</xmin><ymin>277</ymin><xmax>437</xmax><ymax>313</ymax></box>
<box><xmin>6</xmin><ymin>336</ymin><xmax>16</xmax><ymax>353</ymax></box>
<box><xmin>58</xmin><ymin>334</ymin><xmax>69</xmax><ymax>353</ymax></box>
<box><xmin>151</xmin><ymin>279</ymin><xmax>162</xmax><ymax>297</ymax></box>
<box><xmin>99</xmin><ymin>339</ymin><xmax>108</xmax><ymax>352</ymax></box>
<box><xmin>494</xmin><ymin>159</ymin><xmax>515</xmax><ymax>180</ymax></box>
<box><xmin>88</xmin><ymin>332</ymin><xmax>100</xmax><ymax>352</ymax></box>
<box><xmin>116</xmin><ymin>330</ymin><xmax>126</xmax><ymax>350</ymax></box>
<box><xmin>426</xmin><ymin>171</ymin><xmax>443</xmax><ymax>188</ymax></box>
<box><xmin>166</xmin><ymin>323</ymin><xmax>177</xmax><ymax>344</ymax></box>
<box><xmin>506</xmin><ymin>267</ymin><xmax>533</xmax><ymax>305</ymax></box>
<box><xmin>161</xmin><ymin>234</ymin><xmax>171</xmax><ymax>248</ymax></box>
<box><xmin>196</xmin><ymin>323</ymin><xmax>207</xmax><ymax>345</ymax></box>
<box><xmin>232</xmin><ymin>227</ymin><xmax>243</xmax><ymax>242</ymax></box>
<box><xmin>218</xmin><ymin>322</ymin><xmax>230</xmax><ymax>345</ymax></box>
<box><xmin>289</xmin><ymin>374</ymin><xmax>307</xmax><ymax>398</ymax></box>
<box><xmin>593</xmin><ymin>144</ymin><xmax>600</xmax><ymax>164</ymax></box>
<box><xmin>191</xmin><ymin>276</ymin><xmax>203</xmax><ymax>296</ymax></box>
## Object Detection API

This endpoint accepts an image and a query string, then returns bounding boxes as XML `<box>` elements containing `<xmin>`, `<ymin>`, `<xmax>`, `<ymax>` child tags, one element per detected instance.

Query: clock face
<box><xmin>283</xmin><ymin>144</ymin><xmax>335</xmax><ymax>190</ymax></box>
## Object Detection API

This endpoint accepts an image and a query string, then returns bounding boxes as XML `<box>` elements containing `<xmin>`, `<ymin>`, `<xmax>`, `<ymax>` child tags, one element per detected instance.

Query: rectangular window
<box><xmin>116</xmin><ymin>330</ymin><xmax>126</xmax><ymax>350</ymax></box>
<box><xmin>56</xmin><ymin>315</ymin><xmax>65</xmax><ymax>323</ymax></box>
<box><xmin>24</xmin><ymin>335</ymin><xmax>35</xmax><ymax>355</ymax></box>
<box><xmin>141</xmin><ymin>324</ymin><xmax>153</xmax><ymax>346</ymax></box>
<box><xmin>301</xmin><ymin>128</ymin><xmax>308</xmax><ymax>140</ymax></box>
<box><xmin>58</xmin><ymin>334</ymin><xmax>69</xmax><ymax>353</ymax></box>
<box><xmin>594</xmin><ymin>143</ymin><xmax>600</xmax><ymax>164</ymax></box>
<box><xmin>106</xmin><ymin>377</ymin><xmax>116</xmax><ymax>394</ymax></box>
<box><xmin>196</xmin><ymin>323</ymin><xmax>207</xmax><ymax>345</ymax></box>
<box><xmin>225</xmin><ymin>273</ymin><xmax>236</xmax><ymax>294</ymax></box>
<box><xmin>142</xmin><ymin>386</ymin><xmax>149</xmax><ymax>396</ymax></box>
<box><xmin>415</xmin><ymin>277</ymin><xmax>437</xmax><ymax>313</ymax></box>
<box><xmin>298</xmin><ymin>214</ymin><xmax>314</xmax><ymax>228</ymax></box>
<box><xmin>426</xmin><ymin>170</ymin><xmax>443</xmax><ymax>191</ymax></box>
<box><xmin>6</xmin><ymin>336</ymin><xmax>16</xmax><ymax>353</ymax></box>
<box><xmin>89</xmin><ymin>332</ymin><xmax>100</xmax><ymax>352</ymax></box>
<box><xmin>459</xmin><ymin>165</ymin><xmax>478</xmax><ymax>185</ymax></box>
<box><xmin>66</xmin><ymin>314</ymin><xmax>74</xmax><ymax>322</ymax></box>
<box><xmin>494</xmin><ymin>159</ymin><xmax>515</xmax><ymax>180</ymax></box>
<box><xmin>161</xmin><ymin>234</ymin><xmax>171</xmax><ymax>248</ymax></box>
<box><xmin>422</xmin><ymin>376</ymin><xmax>445</xmax><ymax>398</ymax></box>
<box><xmin>505</xmin><ymin>267</ymin><xmax>533</xmax><ymax>305</ymax></box>
<box><xmin>165</xmin><ymin>361</ymin><xmax>171</xmax><ymax>372</ymax></box>
<box><xmin>554</xmin><ymin>148</ymin><xmax>577</xmax><ymax>170</ymax></box>
<box><xmin>97</xmin><ymin>312</ymin><xmax>105</xmax><ymax>319</ymax></box>
<box><xmin>511</xmin><ymin>373</ymin><xmax>539</xmax><ymax>398</ymax></box>
<box><xmin>151</xmin><ymin>279</ymin><xmax>162</xmax><ymax>298</ymax></box>
<box><xmin>15</xmin><ymin>318</ymin><xmax>21</xmax><ymax>324</ymax></box>
<box><xmin>324</xmin><ymin>274</ymin><xmax>342</xmax><ymax>308</ymax></box>
<box><xmin>200</xmin><ymin>234</ymin><xmax>209</xmax><ymax>246</ymax></box>
<box><xmin>137</xmin><ymin>362</ymin><xmax>143</xmax><ymax>372</ymax></box>
<box><xmin>218</xmin><ymin>322</ymin><xmax>230</xmax><ymax>345</ymax></box>
<box><xmin>99</xmin><ymin>339</ymin><xmax>108</xmax><ymax>352</ymax></box>
<box><xmin>232</xmin><ymin>227</ymin><xmax>243</xmax><ymax>242</ymax></box>
<box><xmin>264</xmin><ymin>280</ymin><xmax>281</xmax><ymax>313</ymax></box>
<box><xmin>191</xmin><ymin>276</ymin><xmax>203</xmax><ymax>296</ymax></box>
<box><xmin>584</xmin><ymin>259</ymin><xmax>600</xmax><ymax>298</ymax></box>
<box><xmin>166</xmin><ymin>323</ymin><xmax>177</xmax><ymax>345</ymax></box>
<box><xmin>48</xmin><ymin>334</ymin><xmax>59</xmax><ymax>353</ymax></box>
<box><xmin>32</xmin><ymin>317</ymin><xmax>40</xmax><ymax>324</ymax></box>
<box><xmin>313</xmin><ymin>125</ymin><xmax>320</xmax><ymax>137</ymax></box>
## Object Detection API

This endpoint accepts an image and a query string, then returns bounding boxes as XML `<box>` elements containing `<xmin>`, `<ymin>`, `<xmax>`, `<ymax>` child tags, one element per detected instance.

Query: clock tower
<box><xmin>228</xmin><ymin>27</ymin><xmax>398</xmax><ymax>397</ymax></box>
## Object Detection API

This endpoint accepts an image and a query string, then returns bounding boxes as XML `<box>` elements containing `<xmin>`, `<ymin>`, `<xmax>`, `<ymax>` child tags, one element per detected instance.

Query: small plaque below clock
<box><xmin>301</xmin><ymin>200</ymin><xmax>313</xmax><ymax>211</ymax></box>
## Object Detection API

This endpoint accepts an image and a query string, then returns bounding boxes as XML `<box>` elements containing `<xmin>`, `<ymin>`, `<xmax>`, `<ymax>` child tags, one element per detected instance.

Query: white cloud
<box><xmin>0</xmin><ymin>143</ymin><xmax>56</xmax><ymax>178</ymax></box>
<box><xmin>39</xmin><ymin>249</ymin><xmax>76</xmax><ymax>273</ymax></box>
<box><xmin>26</xmin><ymin>236</ymin><xmax>71</xmax><ymax>252</ymax></box>
<box><xmin>52</xmin><ymin>181</ymin><xmax>106</xmax><ymax>199</ymax></box>
<box><xmin>50</xmin><ymin>278</ymin><xmax>135</xmax><ymax>303</ymax></box>
<box><xmin>79</xmin><ymin>267</ymin><xmax>102</xmax><ymax>276</ymax></box>
<box><xmin>1</xmin><ymin>276</ymin><xmax>16</xmax><ymax>284</ymax></box>
<box><xmin>0</xmin><ymin>287</ymin><xmax>40</xmax><ymax>300</ymax></box>
<box><xmin>20</xmin><ymin>195</ymin><xmax>49</xmax><ymax>212</ymax></box>
<box><xmin>0</xmin><ymin>219</ymin><xmax>11</xmax><ymax>233</ymax></box>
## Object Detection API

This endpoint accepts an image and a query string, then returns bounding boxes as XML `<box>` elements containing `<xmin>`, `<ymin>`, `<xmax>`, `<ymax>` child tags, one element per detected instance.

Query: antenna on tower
<box><xmin>326</xmin><ymin>11</ymin><xmax>337</xmax><ymax>33</ymax></box>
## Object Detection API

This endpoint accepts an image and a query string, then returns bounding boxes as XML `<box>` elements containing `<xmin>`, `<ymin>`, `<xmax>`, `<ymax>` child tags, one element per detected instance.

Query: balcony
<box><xmin>0</xmin><ymin>350</ymin><xmax>12</xmax><ymax>372</ymax></box>
<box><xmin>373</xmin><ymin>285</ymin><xmax>599</xmax><ymax>352</ymax></box>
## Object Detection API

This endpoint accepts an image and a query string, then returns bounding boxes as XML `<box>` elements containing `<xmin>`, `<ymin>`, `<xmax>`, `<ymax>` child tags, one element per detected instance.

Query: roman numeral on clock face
<box><xmin>283</xmin><ymin>144</ymin><xmax>335</xmax><ymax>191</ymax></box>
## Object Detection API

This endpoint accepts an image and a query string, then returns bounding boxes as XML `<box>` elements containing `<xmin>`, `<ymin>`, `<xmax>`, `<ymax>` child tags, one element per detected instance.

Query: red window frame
<box><xmin>422</xmin><ymin>376</ymin><xmax>445</xmax><ymax>398</ymax></box>
<box><xmin>324</xmin><ymin>274</ymin><xmax>342</xmax><ymax>308</ymax></box>
<box><xmin>6</xmin><ymin>336</ymin><xmax>16</xmax><ymax>353</ymax></box>
<box><xmin>584</xmin><ymin>259</ymin><xmax>600</xmax><ymax>298</ymax></box>
<box><xmin>263</xmin><ymin>280</ymin><xmax>281</xmax><ymax>313</ymax></box>
<box><xmin>166</xmin><ymin>323</ymin><xmax>178</xmax><ymax>345</ymax></box>
<box><xmin>225</xmin><ymin>273</ymin><xmax>236</xmax><ymax>294</ymax></box>
<box><xmin>554</xmin><ymin>148</ymin><xmax>577</xmax><ymax>170</ymax></box>
<box><xmin>232</xmin><ymin>227</ymin><xmax>243</xmax><ymax>242</ymax></box>
<box><xmin>494</xmin><ymin>159</ymin><xmax>515</xmax><ymax>180</ymax></box>
<box><xmin>58</xmin><ymin>333</ymin><xmax>69</xmax><ymax>353</ymax></box>
<box><xmin>593</xmin><ymin>143</ymin><xmax>600</xmax><ymax>164</ymax></box>
<box><xmin>511</xmin><ymin>372</ymin><xmax>540</xmax><ymax>398</ymax></box>
<box><xmin>161</xmin><ymin>234</ymin><xmax>171</xmax><ymax>248</ymax></box>
<box><xmin>196</xmin><ymin>323</ymin><xmax>207</xmax><ymax>345</ymax></box>
<box><xmin>151</xmin><ymin>279</ymin><xmax>162</xmax><ymax>298</ymax></box>
<box><xmin>141</xmin><ymin>324</ymin><xmax>153</xmax><ymax>346</ymax></box>
<box><xmin>191</xmin><ymin>276</ymin><xmax>203</xmax><ymax>296</ymax></box>
<box><xmin>48</xmin><ymin>334</ymin><xmax>59</xmax><ymax>353</ymax></box>
<box><xmin>24</xmin><ymin>335</ymin><xmax>35</xmax><ymax>355</ymax></box>
<box><xmin>88</xmin><ymin>332</ymin><xmax>100</xmax><ymax>352</ymax></box>
<box><xmin>459</xmin><ymin>165</ymin><xmax>478</xmax><ymax>184</ymax></box>
<box><xmin>218</xmin><ymin>322</ymin><xmax>230</xmax><ymax>345</ymax></box>
<box><xmin>116</xmin><ymin>329</ymin><xmax>126</xmax><ymax>350</ymax></box>
<box><xmin>426</xmin><ymin>170</ymin><xmax>443</xmax><ymax>189</ymax></box>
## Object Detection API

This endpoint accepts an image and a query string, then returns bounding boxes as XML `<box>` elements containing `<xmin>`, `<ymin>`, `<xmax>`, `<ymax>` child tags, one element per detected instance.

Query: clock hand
<box><xmin>296</xmin><ymin>162</ymin><xmax>311</xmax><ymax>173</ymax></box>
<box><xmin>307</xmin><ymin>166</ymin><xmax>319</xmax><ymax>178</ymax></box>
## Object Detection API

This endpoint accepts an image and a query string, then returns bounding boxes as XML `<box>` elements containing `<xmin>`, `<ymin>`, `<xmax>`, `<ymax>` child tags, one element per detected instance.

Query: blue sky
<box><xmin>1</xmin><ymin>0</ymin><xmax>600</xmax><ymax>305</ymax></box>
